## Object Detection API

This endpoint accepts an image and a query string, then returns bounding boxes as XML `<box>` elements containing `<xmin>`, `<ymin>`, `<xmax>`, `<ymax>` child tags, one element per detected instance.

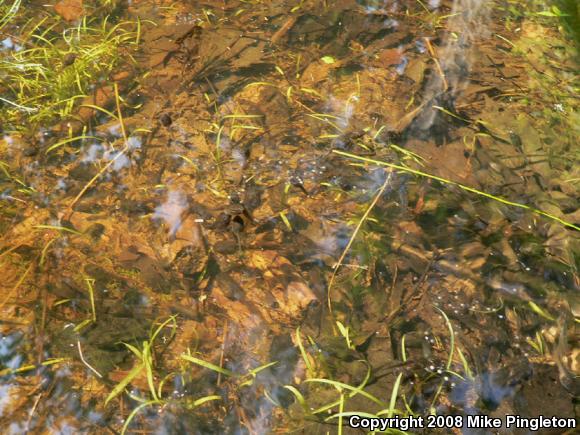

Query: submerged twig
<box><xmin>424</xmin><ymin>37</ymin><xmax>448</xmax><ymax>92</ymax></box>
<box><xmin>25</xmin><ymin>392</ymin><xmax>43</xmax><ymax>432</ymax></box>
<box><xmin>217</xmin><ymin>321</ymin><xmax>229</xmax><ymax>387</ymax></box>
<box><xmin>271</xmin><ymin>15</ymin><xmax>297</xmax><ymax>44</ymax></box>
<box><xmin>327</xmin><ymin>170</ymin><xmax>393</xmax><ymax>314</ymax></box>
<box><xmin>77</xmin><ymin>340</ymin><xmax>103</xmax><ymax>378</ymax></box>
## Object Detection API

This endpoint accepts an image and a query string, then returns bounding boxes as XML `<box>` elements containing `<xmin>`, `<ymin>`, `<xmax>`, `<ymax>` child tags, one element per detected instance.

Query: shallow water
<box><xmin>0</xmin><ymin>0</ymin><xmax>578</xmax><ymax>433</ymax></box>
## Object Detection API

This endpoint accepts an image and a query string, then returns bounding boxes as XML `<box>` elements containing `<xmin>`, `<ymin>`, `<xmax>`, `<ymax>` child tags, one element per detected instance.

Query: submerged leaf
<box><xmin>54</xmin><ymin>0</ymin><xmax>84</xmax><ymax>22</ymax></box>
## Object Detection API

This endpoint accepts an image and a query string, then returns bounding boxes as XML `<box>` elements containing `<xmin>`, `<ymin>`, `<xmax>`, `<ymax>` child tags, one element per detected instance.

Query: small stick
<box><xmin>36</xmin><ymin>279</ymin><xmax>48</xmax><ymax>365</ymax></box>
<box><xmin>25</xmin><ymin>392</ymin><xmax>43</xmax><ymax>432</ymax></box>
<box><xmin>217</xmin><ymin>321</ymin><xmax>228</xmax><ymax>386</ymax></box>
<box><xmin>388</xmin><ymin>265</ymin><xmax>398</xmax><ymax>297</ymax></box>
<box><xmin>327</xmin><ymin>170</ymin><xmax>393</xmax><ymax>314</ymax></box>
<box><xmin>77</xmin><ymin>340</ymin><xmax>103</xmax><ymax>378</ymax></box>
<box><xmin>424</xmin><ymin>37</ymin><xmax>448</xmax><ymax>91</ymax></box>
<box><xmin>393</xmin><ymin>101</ymin><xmax>427</xmax><ymax>133</ymax></box>
<box><xmin>271</xmin><ymin>16</ymin><xmax>297</xmax><ymax>44</ymax></box>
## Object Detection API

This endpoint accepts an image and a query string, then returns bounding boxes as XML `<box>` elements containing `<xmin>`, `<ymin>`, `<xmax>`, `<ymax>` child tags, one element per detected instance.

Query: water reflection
<box><xmin>153</xmin><ymin>190</ymin><xmax>188</xmax><ymax>237</ymax></box>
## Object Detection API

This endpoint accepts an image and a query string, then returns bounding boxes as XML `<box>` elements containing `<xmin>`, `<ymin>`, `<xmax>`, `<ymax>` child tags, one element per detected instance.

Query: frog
<box><xmin>207</xmin><ymin>186</ymin><xmax>261</xmax><ymax>254</ymax></box>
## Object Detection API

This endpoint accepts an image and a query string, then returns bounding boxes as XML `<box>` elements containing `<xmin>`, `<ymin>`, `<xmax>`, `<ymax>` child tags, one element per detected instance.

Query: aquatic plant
<box><xmin>0</xmin><ymin>2</ymin><xmax>140</xmax><ymax>130</ymax></box>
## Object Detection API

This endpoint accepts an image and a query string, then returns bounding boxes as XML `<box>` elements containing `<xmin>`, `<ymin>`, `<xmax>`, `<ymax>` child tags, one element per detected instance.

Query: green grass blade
<box><xmin>45</xmin><ymin>135</ymin><xmax>98</xmax><ymax>153</ymax></box>
<box><xmin>283</xmin><ymin>385</ymin><xmax>310</xmax><ymax>414</ymax></box>
<box><xmin>387</xmin><ymin>372</ymin><xmax>403</xmax><ymax>418</ymax></box>
<box><xmin>248</xmin><ymin>361</ymin><xmax>278</xmax><ymax>376</ymax></box>
<box><xmin>435</xmin><ymin>307</ymin><xmax>455</xmax><ymax>370</ymax></box>
<box><xmin>142</xmin><ymin>341</ymin><xmax>159</xmax><ymax>402</ymax></box>
<box><xmin>338</xmin><ymin>391</ymin><xmax>345</xmax><ymax>435</ymax></box>
<box><xmin>312</xmin><ymin>361</ymin><xmax>372</xmax><ymax>415</ymax></box>
<box><xmin>79</xmin><ymin>104</ymin><xmax>118</xmax><ymax>120</ymax></box>
<box><xmin>105</xmin><ymin>363</ymin><xmax>145</xmax><ymax>406</ymax></box>
<box><xmin>123</xmin><ymin>342</ymin><xmax>142</xmax><ymax>359</ymax></box>
<box><xmin>456</xmin><ymin>347</ymin><xmax>473</xmax><ymax>380</ymax></box>
<box><xmin>305</xmin><ymin>378</ymin><xmax>387</xmax><ymax>408</ymax></box>
<box><xmin>150</xmin><ymin>315</ymin><xmax>177</xmax><ymax>344</ymax></box>
<box><xmin>528</xmin><ymin>301</ymin><xmax>555</xmax><ymax>321</ymax></box>
<box><xmin>181</xmin><ymin>354</ymin><xmax>235</xmax><ymax>377</ymax></box>
<box><xmin>121</xmin><ymin>400</ymin><xmax>158</xmax><ymax>435</ymax></box>
<box><xmin>295</xmin><ymin>327</ymin><xmax>314</xmax><ymax>377</ymax></box>
<box><xmin>192</xmin><ymin>395</ymin><xmax>221</xmax><ymax>408</ymax></box>
<box><xmin>333</xmin><ymin>150</ymin><xmax>580</xmax><ymax>231</ymax></box>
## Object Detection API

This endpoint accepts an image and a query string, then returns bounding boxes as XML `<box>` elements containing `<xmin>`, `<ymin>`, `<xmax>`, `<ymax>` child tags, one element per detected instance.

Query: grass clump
<box><xmin>106</xmin><ymin>315</ymin><xmax>279</xmax><ymax>434</ymax></box>
<box><xmin>0</xmin><ymin>1</ymin><xmax>140</xmax><ymax>131</ymax></box>
<box><xmin>278</xmin><ymin>327</ymin><xmax>412</xmax><ymax>434</ymax></box>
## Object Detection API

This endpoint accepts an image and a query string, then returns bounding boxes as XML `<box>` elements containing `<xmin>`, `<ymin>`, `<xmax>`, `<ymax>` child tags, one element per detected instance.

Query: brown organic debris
<box><xmin>54</xmin><ymin>0</ymin><xmax>84</xmax><ymax>22</ymax></box>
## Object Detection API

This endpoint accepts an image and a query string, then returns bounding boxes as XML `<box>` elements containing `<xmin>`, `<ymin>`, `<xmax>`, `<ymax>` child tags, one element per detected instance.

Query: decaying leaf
<box><xmin>54</xmin><ymin>0</ymin><xmax>84</xmax><ymax>22</ymax></box>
